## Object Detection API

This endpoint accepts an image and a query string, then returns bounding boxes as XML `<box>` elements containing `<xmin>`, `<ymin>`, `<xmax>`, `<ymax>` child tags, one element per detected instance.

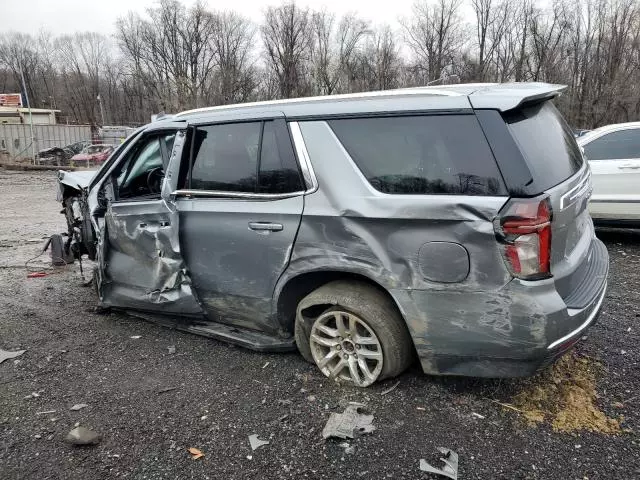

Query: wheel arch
<box><xmin>273</xmin><ymin>268</ymin><xmax>406</xmax><ymax>334</ymax></box>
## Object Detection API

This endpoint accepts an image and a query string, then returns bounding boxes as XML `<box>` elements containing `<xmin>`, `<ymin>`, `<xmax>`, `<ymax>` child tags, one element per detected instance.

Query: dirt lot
<box><xmin>1</xmin><ymin>170</ymin><xmax>638</xmax><ymax>479</ymax></box>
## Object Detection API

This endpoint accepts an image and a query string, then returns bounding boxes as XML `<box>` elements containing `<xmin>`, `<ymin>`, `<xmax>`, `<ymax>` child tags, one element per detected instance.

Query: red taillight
<box><xmin>495</xmin><ymin>197</ymin><xmax>552</xmax><ymax>280</ymax></box>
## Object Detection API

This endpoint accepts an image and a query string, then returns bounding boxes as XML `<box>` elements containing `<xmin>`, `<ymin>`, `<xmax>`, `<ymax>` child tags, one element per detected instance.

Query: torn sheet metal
<box><xmin>419</xmin><ymin>447</ymin><xmax>459</xmax><ymax>480</ymax></box>
<box><xmin>248</xmin><ymin>434</ymin><xmax>270</xmax><ymax>450</ymax></box>
<box><xmin>322</xmin><ymin>404</ymin><xmax>375</xmax><ymax>439</ymax></box>
<box><xmin>0</xmin><ymin>349</ymin><xmax>25</xmax><ymax>364</ymax></box>
<box><xmin>98</xmin><ymin>202</ymin><xmax>202</xmax><ymax>315</ymax></box>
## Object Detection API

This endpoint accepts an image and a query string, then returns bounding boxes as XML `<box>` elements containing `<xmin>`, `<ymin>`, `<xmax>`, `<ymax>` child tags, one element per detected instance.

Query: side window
<box><xmin>186</xmin><ymin>120</ymin><xmax>303</xmax><ymax>194</ymax></box>
<box><xmin>115</xmin><ymin>132</ymin><xmax>175</xmax><ymax>199</ymax></box>
<box><xmin>583</xmin><ymin>129</ymin><xmax>640</xmax><ymax>160</ymax></box>
<box><xmin>328</xmin><ymin>115</ymin><xmax>506</xmax><ymax>195</ymax></box>
<box><xmin>190</xmin><ymin>122</ymin><xmax>260</xmax><ymax>192</ymax></box>
<box><xmin>258</xmin><ymin>121</ymin><xmax>303</xmax><ymax>193</ymax></box>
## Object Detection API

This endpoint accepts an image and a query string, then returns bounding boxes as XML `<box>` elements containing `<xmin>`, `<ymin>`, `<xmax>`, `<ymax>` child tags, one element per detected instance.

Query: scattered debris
<box><xmin>188</xmin><ymin>447</ymin><xmax>204</xmax><ymax>460</ymax></box>
<box><xmin>322</xmin><ymin>404</ymin><xmax>375</xmax><ymax>440</ymax></box>
<box><xmin>338</xmin><ymin>442</ymin><xmax>356</xmax><ymax>455</ymax></box>
<box><xmin>416</xmin><ymin>407</ymin><xmax>426</xmax><ymax>411</ymax></box>
<box><xmin>262</xmin><ymin>361</ymin><xmax>270</xmax><ymax>369</ymax></box>
<box><xmin>307</xmin><ymin>395</ymin><xmax>316</xmax><ymax>402</ymax></box>
<box><xmin>27</xmin><ymin>272</ymin><xmax>48</xmax><ymax>278</ymax></box>
<box><xmin>471</xmin><ymin>412</ymin><xmax>485</xmax><ymax>419</ymax></box>
<box><xmin>248</xmin><ymin>434</ymin><xmax>270</xmax><ymax>450</ymax></box>
<box><xmin>65</xmin><ymin>426</ymin><xmax>101</xmax><ymax>446</ymax></box>
<box><xmin>278</xmin><ymin>414</ymin><xmax>289</xmax><ymax>422</ymax></box>
<box><xmin>24</xmin><ymin>392</ymin><xmax>40</xmax><ymax>399</ymax></box>
<box><xmin>0</xmin><ymin>348</ymin><xmax>26</xmax><ymax>364</ymax></box>
<box><xmin>70</xmin><ymin>404</ymin><xmax>88</xmax><ymax>411</ymax></box>
<box><xmin>419</xmin><ymin>447</ymin><xmax>459</xmax><ymax>480</ymax></box>
<box><xmin>612</xmin><ymin>401</ymin><xmax>624</xmax><ymax>409</ymax></box>
<box><xmin>380</xmin><ymin>381</ymin><xmax>400</xmax><ymax>396</ymax></box>
<box><xmin>277</xmin><ymin>399</ymin><xmax>292</xmax><ymax>406</ymax></box>
<box><xmin>130</xmin><ymin>336</ymin><xmax>142</xmax><ymax>340</ymax></box>
<box><xmin>201</xmin><ymin>415</ymin><xmax>208</xmax><ymax>421</ymax></box>
<box><xmin>157</xmin><ymin>386</ymin><xmax>178</xmax><ymax>394</ymax></box>
<box><xmin>167</xmin><ymin>345</ymin><xmax>176</xmax><ymax>354</ymax></box>
<box><xmin>36</xmin><ymin>410</ymin><xmax>57</xmax><ymax>415</ymax></box>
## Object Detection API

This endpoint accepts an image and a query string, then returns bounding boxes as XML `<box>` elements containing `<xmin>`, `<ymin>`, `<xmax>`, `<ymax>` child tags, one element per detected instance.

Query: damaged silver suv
<box><xmin>57</xmin><ymin>83</ymin><xmax>608</xmax><ymax>387</ymax></box>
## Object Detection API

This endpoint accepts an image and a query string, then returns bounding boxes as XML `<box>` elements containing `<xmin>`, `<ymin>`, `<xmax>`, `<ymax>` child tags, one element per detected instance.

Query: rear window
<box><xmin>503</xmin><ymin>102</ymin><xmax>583</xmax><ymax>191</ymax></box>
<box><xmin>328</xmin><ymin>115</ymin><xmax>506</xmax><ymax>195</ymax></box>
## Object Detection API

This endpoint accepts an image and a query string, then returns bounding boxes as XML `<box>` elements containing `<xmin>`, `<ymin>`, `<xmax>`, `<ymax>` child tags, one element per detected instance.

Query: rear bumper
<box><xmin>391</xmin><ymin>239</ymin><xmax>609</xmax><ymax>378</ymax></box>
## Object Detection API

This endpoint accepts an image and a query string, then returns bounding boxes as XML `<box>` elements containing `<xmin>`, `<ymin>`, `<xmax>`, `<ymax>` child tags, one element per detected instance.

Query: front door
<box><xmin>584</xmin><ymin>127</ymin><xmax>640</xmax><ymax>221</ymax></box>
<box><xmin>96</xmin><ymin>128</ymin><xmax>202</xmax><ymax>315</ymax></box>
<box><xmin>174</xmin><ymin>118</ymin><xmax>306</xmax><ymax>334</ymax></box>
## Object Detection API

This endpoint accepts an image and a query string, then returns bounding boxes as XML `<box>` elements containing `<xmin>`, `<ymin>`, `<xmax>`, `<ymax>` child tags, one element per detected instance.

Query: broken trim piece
<box><xmin>419</xmin><ymin>448</ymin><xmax>459</xmax><ymax>480</ymax></box>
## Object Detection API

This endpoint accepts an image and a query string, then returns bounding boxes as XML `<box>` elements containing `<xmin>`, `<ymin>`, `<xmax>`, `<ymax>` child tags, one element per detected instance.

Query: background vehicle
<box><xmin>578</xmin><ymin>122</ymin><xmax>640</xmax><ymax>225</ymax></box>
<box><xmin>36</xmin><ymin>141</ymin><xmax>90</xmax><ymax>166</ymax></box>
<box><xmin>57</xmin><ymin>83</ymin><xmax>607</xmax><ymax>387</ymax></box>
<box><xmin>69</xmin><ymin>144</ymin><xmax>114</xmax><ymax>166</ymax></box>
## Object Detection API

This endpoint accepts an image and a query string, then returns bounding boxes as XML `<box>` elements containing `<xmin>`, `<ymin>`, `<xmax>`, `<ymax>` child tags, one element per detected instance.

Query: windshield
<box><xmin>503</xmin><ymin>102</ymin><xmax>583</xmax><ymax>191</ymax></box>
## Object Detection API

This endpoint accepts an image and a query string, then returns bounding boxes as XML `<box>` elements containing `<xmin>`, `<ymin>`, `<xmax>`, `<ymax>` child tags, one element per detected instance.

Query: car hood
<box><xmin>58</xmin><ymin>170</ymin><xmax>99</xmax><ymax>190</ymax></box>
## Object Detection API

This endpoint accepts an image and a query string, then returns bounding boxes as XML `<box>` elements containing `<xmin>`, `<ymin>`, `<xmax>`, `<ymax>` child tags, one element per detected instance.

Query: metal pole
<box><xmin>19</xmin><ymin>63</ymin><xmax>36</xmax><ymax>164</ymax></box>
<box><xmin>97</xmin><ymin>94</ymin><xmax>106</xmax><ymax>126</ymax></box>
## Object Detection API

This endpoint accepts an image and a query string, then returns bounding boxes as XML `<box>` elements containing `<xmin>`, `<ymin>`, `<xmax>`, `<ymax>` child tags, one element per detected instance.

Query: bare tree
<box><xmin>206</xmin><ymin>11</ymin><xmax>257</xmax><ymax>105</ymax></box>
<box><xmin>261</xmin><ymin>2</ymin><xmax>313</xmax><ymax>98</ymax></box>
<box><xmin>310</xmin><ymin>11</ymin><xmax>370</xmax><ymax>95</ymax></box>
<box><xmin>402</xmin><ymin>0</ymin><xmax>466</xmax><ymax>83</ymax></box>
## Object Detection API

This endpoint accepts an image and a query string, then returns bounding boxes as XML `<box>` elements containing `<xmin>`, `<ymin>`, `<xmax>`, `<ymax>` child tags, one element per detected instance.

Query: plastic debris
<box><xmin>262</xmin><ymin>361</ymin><xmax>270</xmax><ymax>369</ymax></box>
<box><xmin>0</xmin><ymin>349</ymin><xmax>26</xmax><ymax>364</ymax></box>
<box><xmin>24</xmin><ymin>392</ymin><xmax>40</xmax><ymax>399</ymax></box>
<box><xmin>130</xmin><ymin>336</ymin><xmax>142</xmax><ymax>340</ymax></box>
<box><xmin>70</xmin><ymin>404</ymin><xmax>88</xmax><ymax>411</ymax></box>
<box><xmin>471</xmin><ymin>412</ymin><xmax>485</xmax><ymax>419</ymax></box>
<box><xmin>188</xmin><ymin>447</ymin><xmax>204</xmax><ymax>460</ymax></box>
<box><xmin>36</xmin><ymin>410</ymin><xmax>57</xmax><ymax>415</ymax></box>
<box><xmin>322</xmin><ymin>404</ymin><xmax>375</xmax><ymax>440</ymax></box>
<box><xmin>65</xmin><ymin>426</ymin><xmax>101</xmax><ymax>446</ymax></box>
<box><xmin>380</xmin><ymin>381</ymin><xmax>400</xmax><ymax>396</ymax></box>
<box><xmin>167</xmin><ymin>345</ymin><xmax>176</xmax><ymax>354</ymax></box>
<box><xmin>419</xmin><ymin>447</ymin><xmax>459</xmax><ymax>480</ymax></box>
<box><xmin>248</xmin><ymin>434</ymin><xmax>270</xmax><ymax>450</ymax></box>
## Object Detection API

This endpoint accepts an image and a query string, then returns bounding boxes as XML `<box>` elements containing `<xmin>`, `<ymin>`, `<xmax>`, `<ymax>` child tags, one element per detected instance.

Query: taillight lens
<box><xmin>495</xmin><ymin>197</ymin><xmax>552</xmax><ymax>280</ymax></box>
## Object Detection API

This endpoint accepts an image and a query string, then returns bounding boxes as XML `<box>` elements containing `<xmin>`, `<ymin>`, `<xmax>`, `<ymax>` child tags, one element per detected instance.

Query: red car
<box><xmin>70</xmin><ymin>145</ymin><xmax>114</xmax><ymax>166</ymax></box>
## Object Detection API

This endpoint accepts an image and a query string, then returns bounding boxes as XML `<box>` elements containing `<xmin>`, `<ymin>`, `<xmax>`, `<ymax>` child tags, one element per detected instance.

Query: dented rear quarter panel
<box><xmin>278</xmin><ymin>121</ymin><xmax>564</xmax><ymax>376</ymax></box>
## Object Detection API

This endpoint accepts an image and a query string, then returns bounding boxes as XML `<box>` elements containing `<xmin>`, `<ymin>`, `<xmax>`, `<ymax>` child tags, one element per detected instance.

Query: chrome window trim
<box><xmin>171</xmin><ymin>189</ymin><xmax>305</xmax><ymax>201</ymax></box>
<box><xmin>288</xmin><ymin>121</ymin><xmax>319</xmax><ymax>193</ymax></box>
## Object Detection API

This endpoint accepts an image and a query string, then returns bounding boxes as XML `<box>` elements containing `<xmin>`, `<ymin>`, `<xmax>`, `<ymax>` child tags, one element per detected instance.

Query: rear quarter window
<box><xmin>328</xmin><ymin>115</ymin><xmax>506</xmax><ymax>196</ymax></box>
<box><xmin>503</xmin><ymin>102</ymin><xmax>583</xmax><ymax>191</ymax></box>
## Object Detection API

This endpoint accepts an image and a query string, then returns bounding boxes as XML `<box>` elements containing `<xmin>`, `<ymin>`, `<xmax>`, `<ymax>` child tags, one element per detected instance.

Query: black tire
<box><xmin>294</xmin><ymin>280</ymin><xmax>414</xmax><ymax>384</ymax></box>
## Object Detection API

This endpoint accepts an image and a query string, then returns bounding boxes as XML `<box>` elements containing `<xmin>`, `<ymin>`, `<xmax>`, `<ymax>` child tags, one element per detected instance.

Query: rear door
<box><xmin>173</xmin><ymin>115</ymin><xmax>305</xmax><ymax>334</ymax></box>
<box><xmin>580</xmin><ymin>127</ymin><xmax>640</xmax><ymax>221</ymax></box>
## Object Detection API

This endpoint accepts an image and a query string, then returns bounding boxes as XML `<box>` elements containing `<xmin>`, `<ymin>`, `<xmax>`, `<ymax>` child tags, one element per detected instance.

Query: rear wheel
<box><xmin>294</xmin><ymin>281</ymin><xmax>414</xmax><ymax>387</ymax></box>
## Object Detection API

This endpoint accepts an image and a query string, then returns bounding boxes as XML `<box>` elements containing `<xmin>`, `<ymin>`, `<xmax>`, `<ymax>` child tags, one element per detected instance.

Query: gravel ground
<box><xmin>0</xmin><ymin>170</ymin><xmax>638</xmax><ymax>479</ymax></box>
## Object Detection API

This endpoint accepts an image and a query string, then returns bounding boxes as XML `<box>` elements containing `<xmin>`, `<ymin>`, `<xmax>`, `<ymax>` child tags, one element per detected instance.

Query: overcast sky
<box><xmin>2</xmin><ymin>0</ymin><xmax>435</xmax><ymax>36</ymax></box>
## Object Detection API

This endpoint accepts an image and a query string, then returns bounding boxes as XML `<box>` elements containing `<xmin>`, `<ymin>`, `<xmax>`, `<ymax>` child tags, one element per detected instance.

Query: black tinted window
<box><xmin>258</xmin><ymin>122</ymin><xmax>303</xmax><ymax>193</ymax></box>
<box><xmin>329</xmin><ymin>115</ymin><xmax>506</xmax><ymax>195</ymax></box>
<box><xmin>190</xmin><ymin>122</ymin><xmax>260</xmax><ymax>192</ymax></box>
<box><xmin>504</xmin><ymin>102</ymin><xmax>583</xmax><ymax>190</ymax></box>
<box><xmin>583</xmin><ymin>129</ymin><xmax>640</xmax><ymax>160</ymax></box>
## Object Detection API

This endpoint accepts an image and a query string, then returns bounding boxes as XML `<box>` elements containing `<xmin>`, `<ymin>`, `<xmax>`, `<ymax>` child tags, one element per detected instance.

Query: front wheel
<box><xmin>295</xmin><ymin>281</ymin><xmax>414</xmax><ymax>387</ymax></box>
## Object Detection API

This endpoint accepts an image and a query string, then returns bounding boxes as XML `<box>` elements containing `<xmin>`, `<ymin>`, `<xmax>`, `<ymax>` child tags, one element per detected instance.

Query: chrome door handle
<box><xmin>248</xmin><ymin>222</ymin><xmax>283</xmax><ymax>232</ymax></box>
